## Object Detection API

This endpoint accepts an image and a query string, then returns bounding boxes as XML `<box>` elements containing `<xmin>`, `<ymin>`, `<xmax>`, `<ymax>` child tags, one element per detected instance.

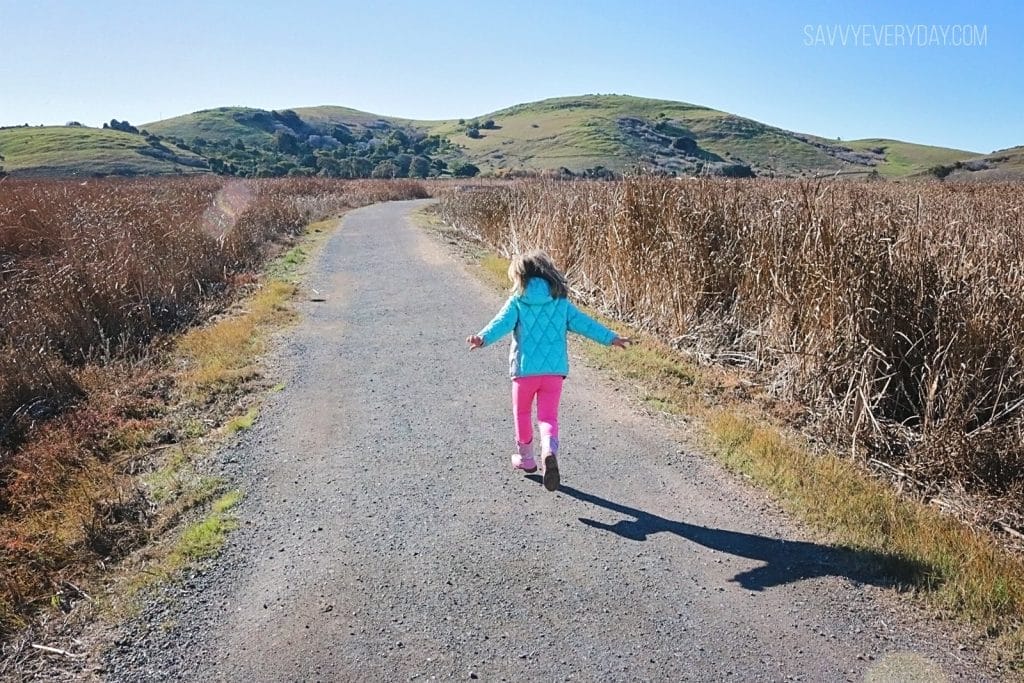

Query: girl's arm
<box><xmin>566</xmin><ymin>302</ymin><xmax>618</xmax><ymax>345</ymax></box>
<box><xmin>476</xmin><ymin>297</ymin><xmax>518</xmax><ymax>346</ymax></box>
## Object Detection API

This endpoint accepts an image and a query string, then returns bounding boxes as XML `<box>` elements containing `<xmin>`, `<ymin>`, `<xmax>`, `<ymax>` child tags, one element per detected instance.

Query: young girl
<box><xmin>467</xmin><ymin>250</ymin><xmax>629</xmax><ymax>492</ymax></box>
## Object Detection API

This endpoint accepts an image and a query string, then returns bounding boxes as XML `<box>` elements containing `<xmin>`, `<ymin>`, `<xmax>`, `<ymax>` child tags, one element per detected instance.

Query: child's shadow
<box><xmin>525</xmin><ymin>475</ymin><xmax>929</xmax><ymax>592</ymax></box>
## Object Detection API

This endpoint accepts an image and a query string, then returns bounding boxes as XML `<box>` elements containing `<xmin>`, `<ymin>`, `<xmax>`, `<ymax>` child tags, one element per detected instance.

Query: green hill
<box><xmin>416</xmin><ymin>95</ymin><xmax>980</xmax><ymax>177</ymax></box>
<box><xmin>0</xmin><ymin>126</ymin><xmax>209</xmax><ymax>177</ymax></box>
<box><xmin>145</xmin><ymin>105</ymin><xmax>411</xmax><ymax>146</ymax></box>
<box><xmin>839</xmin><ymin>138</ymin><xmax>983</xmax><ymax>177</ymax></box>
<box><xmin>143</xmin><ymin>107</ymin><xmax>281</xmax><ymax>145</ymax></box>
<box><xmin>2</xmin><ymin>95</ymin><xmax>1005</xmax><ymax>180</ymax></box>
<box><xmin>923</xmin><ymin>145</ymin><xmax>1024</xmax><ymax>181</ymax></box>
<box><xmin>137</xmin><ymin>95</ymin><xmax>984</xmax><ymax>179</ymax></box>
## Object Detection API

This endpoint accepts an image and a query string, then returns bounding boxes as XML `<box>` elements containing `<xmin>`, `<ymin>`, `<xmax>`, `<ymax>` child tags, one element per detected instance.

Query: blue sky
<box><xmin>1</xmin><ymin>0</ymin><xmax>1019</xmax><ymax>152</ymax></box>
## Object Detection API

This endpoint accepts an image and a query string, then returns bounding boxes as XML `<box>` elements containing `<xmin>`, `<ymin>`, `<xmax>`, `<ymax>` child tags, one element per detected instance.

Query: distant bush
<box><xmin>103</xmin><ymin>119</ymin><xmax>139</xmax><ymax>134</ymax></box>
<box><xmin>393</xmin><ymin>153</ymin><xmax>412</xmax><ymax>176</ymax></box>
<box><xmin>963</xmin><ymin>159</ymin><xmax>992</xmax><ymax>172</ymax></box>
<box><xmin>672</xmin><ymin>136</ymin><xmax>698</xmax><ymax>153</ymax></box>
<box><xmin>451</xmin><ymin>161</ymin><xmax>480</xmax><ymax>177</ymax></box>
<box><xmin>65</xmin><ymin>121</ymin><xmax>83</xmax><ymax>127</ymax></box>
<box><xmin>481</xmin><ymin>119</ymin><xmax>497</xmax><ymax>130</ymax></box>
<box><xmin>371</xmin><ymin>160</ymin><xmax>398</xmax><ymax>178</ymax></box>
<box><xmin>274</xmin><ymin>131</ymin><xmax>300</xmax><ymax>155</ymax></box>
<box><xmin>580</xmin><ymin>165</ymin><xmax>618</xmax><ymax>180</ymax></box>
<box><xmin>409</xmin><ymin>155</ymin><xmax>431</xmax><ymax>178</ymax></box>
<box><xmin>928</xmin><ymin>164</ymin><xmax>956</xmax><ymax>179</ymax></box>
<box><xmin>719</xmin><ymin>163</ymin><xmax>755</xmax><ymax>178</ymax></box>
<box><xmin>929</xmin><ymin>160</ymin><xmax>990</xmax><ymax>179</ymax></box>
<box><xmin>331</xmin><ymin>125</ymin><xmax>354</xmax><ymax>144</ymax></box>
<box><xmin>466</xmin><ymin>127</ymin><xmax>481</xmax><ymax>139</ymax></box>
<box><xmin>271</xmin><ymin>109</ymin><xmax>313</xmax><ymax>136</ymax></box>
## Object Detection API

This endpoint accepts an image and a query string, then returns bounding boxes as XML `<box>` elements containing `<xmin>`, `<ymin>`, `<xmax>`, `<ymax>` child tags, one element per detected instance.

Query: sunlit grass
<box><xmin>0</xmin><ymin>177</ymin><xmax>429</xmax><ymax>637</ymax></box>
<box><xmin>439</xmin><ymin>186</ymin><xmax>1024</xmax><ymax>665</ymax></box>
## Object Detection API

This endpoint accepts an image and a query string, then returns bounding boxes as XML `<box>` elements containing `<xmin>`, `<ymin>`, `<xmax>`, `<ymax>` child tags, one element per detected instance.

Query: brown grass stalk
<box><xmin>0</xmin><ymin>177</ymin><xmax>429</xmax><ymax>637</ymax></box>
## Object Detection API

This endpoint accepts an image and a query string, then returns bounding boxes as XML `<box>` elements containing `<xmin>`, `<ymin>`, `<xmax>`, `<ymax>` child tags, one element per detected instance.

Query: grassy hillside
<box><xmin>841</xmin><ymin>138</ymin><xmax>980</xmax><ymax>177</ymax></box>
<box><xmin>140</xmin><ymin>105</ymin><xmax>456</xmax><ymax>179</ymax></box>
<box><xmin>0</xmin><ymin>126</ymin><xmax>208</xmax><ymax>177</ymax></box>
<box><xmin>4</xmin><ymin>95</ymin><xmax>1005</xmax><ymax>179</ymax></box>
<box><xmin>291</xmin><ymin>105</ymin><xmax>409</xmax><ymax>130</ymax></box>
<box><xmin>142</xmin><ymin>107</ymin><xmax>280</xmax><ymax>145</ymax></box>
<box><xmin>140</xmin><ymin>95</ymin><xmax>985</xmax><ymax>179</ymax></box>
<box><xmin>146</xmin><ymin>105</ymin><xmax>415</xmax><ymax>147</ymax></box>
<box><xmin>935</xmin><ymin>145</ymin><xmax>1024</xmax><ymax>181</ymax></box>
<box><xmin>415</xmin><ymin>95</ymin><xmax>981</xmax><ymax>177</ymax></box>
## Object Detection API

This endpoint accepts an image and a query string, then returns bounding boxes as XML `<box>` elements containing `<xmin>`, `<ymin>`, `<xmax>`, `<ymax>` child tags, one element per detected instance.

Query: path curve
<box><xmin>105</xmin><ymin>200</ymin><xmax>991</xmax><ymax>682</ymax></box>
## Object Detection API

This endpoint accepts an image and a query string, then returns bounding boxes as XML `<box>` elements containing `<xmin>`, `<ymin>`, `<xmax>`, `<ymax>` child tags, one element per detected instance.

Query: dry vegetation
<box><xmin>440</xmin><ymin>176</ymin><xmax>1024</xmax><ymax>658</ymax></box>
<box><xmin>0</xmin><ymin>177</ymin><xmax>428</xmax><ymax>638</ymax></box>
<box><xmin>442</xmin><ymin>177</ymin><xmax>1024</xmax><ymax>512</ymax></box>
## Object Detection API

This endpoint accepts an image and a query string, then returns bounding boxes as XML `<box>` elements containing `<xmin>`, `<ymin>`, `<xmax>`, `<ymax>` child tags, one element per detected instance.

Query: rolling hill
<box><xmin>0</xmin><ymin>126</ymin><xmax>209</xmax><ymax>177</ymax></box>
<box><xmin>930</xmin><ymin>145</ymin><xmax>1024</xmax><ymax>181</ymax></box>
<box><xmin>2</xmin><ymin>95</ymin><xmax>1013</xmax><ymax>180</ymax></box>
<box><xmin>414</xmin><ymin>95</ymin><xmax>982</xmax><ymax>177</ymax></box>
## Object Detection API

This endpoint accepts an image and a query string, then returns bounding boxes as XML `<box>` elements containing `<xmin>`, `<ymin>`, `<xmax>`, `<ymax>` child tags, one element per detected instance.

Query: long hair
<box><xmin>508</xmin><ymin>249</ymin><xmax>569</xmax><ymax>299</ymax></box>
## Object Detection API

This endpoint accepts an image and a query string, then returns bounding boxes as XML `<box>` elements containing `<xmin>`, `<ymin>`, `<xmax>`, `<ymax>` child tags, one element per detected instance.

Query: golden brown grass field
<box><xmin>0</xmin><ymin>177</ymin><xmax>429</xmax><ymax>638</ymax></box>
<box><xmin>440</xmin><ymin>176</ymin><xmax>1024</xmax><ymax>662</ymax></box>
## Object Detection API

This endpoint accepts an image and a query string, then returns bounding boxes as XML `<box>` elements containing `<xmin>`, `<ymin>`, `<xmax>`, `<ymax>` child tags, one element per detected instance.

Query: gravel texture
<box><xmin>99</xmin><ymin>199</ymin><xmax>997</xmax><ymax>682</ymax></box>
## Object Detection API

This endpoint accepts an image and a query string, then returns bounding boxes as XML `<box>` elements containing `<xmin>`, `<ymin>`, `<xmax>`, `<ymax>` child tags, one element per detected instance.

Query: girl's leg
<box><xmin>511</xmin><ymin>376</ymin><xmax>541</xmax><ymax>447</ymax></box>
<box><xmin>535</xmin><ymin>375</ymin><xmax>565</xmax><ymax>455</ymax></box>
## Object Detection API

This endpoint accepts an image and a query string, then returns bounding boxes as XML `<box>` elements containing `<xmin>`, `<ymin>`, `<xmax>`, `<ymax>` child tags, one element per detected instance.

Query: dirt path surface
<box><xmin>103</xmin><ymin>200</ymin><xmax>993</xmax><ymax>682</ymax></box>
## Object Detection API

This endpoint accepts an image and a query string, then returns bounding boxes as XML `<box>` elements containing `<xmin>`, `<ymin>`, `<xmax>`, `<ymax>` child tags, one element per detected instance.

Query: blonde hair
<box><xmin>508</xmin><ymin>249</ymin><xmax>569</xmax><ymax>298</ymax></box>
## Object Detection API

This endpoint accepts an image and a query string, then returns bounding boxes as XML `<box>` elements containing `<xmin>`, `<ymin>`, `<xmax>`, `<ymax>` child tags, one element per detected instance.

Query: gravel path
<box><xmin>103</xmin><ymin>199</ymin><xmax>995</xmax><ymax>682</ymax></box>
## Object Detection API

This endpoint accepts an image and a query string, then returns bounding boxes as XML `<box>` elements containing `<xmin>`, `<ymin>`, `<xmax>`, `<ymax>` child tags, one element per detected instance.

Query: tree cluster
<box><xmin>163</xmin><ymin>122</ymin><xmax>469</xmax><ymax>179</ymax></box>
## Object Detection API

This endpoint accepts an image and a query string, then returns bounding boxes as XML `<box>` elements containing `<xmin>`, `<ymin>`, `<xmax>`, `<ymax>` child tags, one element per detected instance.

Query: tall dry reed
<box><xmin>0</xmin><ymin>177</ymin><xmax>428</xmax><ymax>445</ymax></box>
<box><xmin>0</xmin><ymin>177</ymin><xmax>427</xmax><ymax>636</ymax></box>
<box><xmin>441</xmin><ymin>177</ymin><xmax>1024</xmax><ymax>506</ymax></box>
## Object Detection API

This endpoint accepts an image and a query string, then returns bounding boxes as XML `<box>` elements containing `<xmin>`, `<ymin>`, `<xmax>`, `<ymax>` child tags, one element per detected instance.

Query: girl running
<box><xmin>467</xmin><ymin>250</ymin><xmax>629</xmax><ymax>491</ymax></box>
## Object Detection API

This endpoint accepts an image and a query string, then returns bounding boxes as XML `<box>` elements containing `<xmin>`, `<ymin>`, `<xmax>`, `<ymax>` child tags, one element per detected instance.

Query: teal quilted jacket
<box><xmin>478</xmin><ymin>277</ymin><xmax>617</xmax><ymax>378</ymax></box>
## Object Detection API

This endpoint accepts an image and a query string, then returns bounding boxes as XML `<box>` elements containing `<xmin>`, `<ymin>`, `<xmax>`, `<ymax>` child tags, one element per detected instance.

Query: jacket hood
<box><xmin>519</xmin><ymin>277</ymin><xmax>554</xmax><ymax>305</ymax></box>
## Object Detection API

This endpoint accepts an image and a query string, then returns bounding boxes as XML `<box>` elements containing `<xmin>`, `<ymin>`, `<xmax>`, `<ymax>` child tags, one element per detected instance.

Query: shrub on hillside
<box><xmin>451</xmin><ymin>161</ymin><xmax>480</xmax><ymax>178</ymax></box>
<box><xmin>718</xmin><ymin>163</ymin><xmax>755</xmax><ymax>178</ymax></box>
<box><xmin>103</xmin><ymin>119</ymin><xmax>139</xmax><ymax>134</ymax></box>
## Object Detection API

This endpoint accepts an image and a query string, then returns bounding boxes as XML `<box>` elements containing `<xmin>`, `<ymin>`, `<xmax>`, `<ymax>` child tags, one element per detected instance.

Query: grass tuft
<box><xmin>166</xmin><ymin>490</ymin><xmax>242</xmax><ymax>569</ymax></box>
<box><xmin>226</xmin><ymin>406</ymin><xmax>259</xmax><ymax>433</ymax></box>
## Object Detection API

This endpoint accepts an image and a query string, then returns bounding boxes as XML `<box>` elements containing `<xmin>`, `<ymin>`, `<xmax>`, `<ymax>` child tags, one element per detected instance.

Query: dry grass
<box><xmin>441</xmin><ymin>179</ymin><xmax>1024</xmax><ymax>665</ymax></box>
<box><xmin>0</xmin><ymin>177</ymin><xmax>429</xmax><ymax>639</ymax></box>
<box><xmin>441</xmin><ymin>177</ymin><xmax>1024</xmax><ymax>518</ymax></box>
<box><xmin>176</xmin><ymin>280</ymin><xmax>297</xmax><ymax>391</ymax></box>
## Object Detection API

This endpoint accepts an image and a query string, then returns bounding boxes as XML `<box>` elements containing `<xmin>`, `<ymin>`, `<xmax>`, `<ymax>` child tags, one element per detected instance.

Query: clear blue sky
<box><xmin>1</xmin><ymin>0</ymin><xmax>1020</xmax><ymax>152</ymax></box>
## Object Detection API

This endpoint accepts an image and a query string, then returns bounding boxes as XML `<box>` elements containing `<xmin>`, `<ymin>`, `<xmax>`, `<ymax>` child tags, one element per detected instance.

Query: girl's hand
<box><xmin>611</xmin><ymin>336</ymin><xmax>633</xmax><ymax>349</ymax></box>
<box><xmin>467</xmin><ymin>335</ymin><xmax>484</xmax><ymax>350</ymax></box>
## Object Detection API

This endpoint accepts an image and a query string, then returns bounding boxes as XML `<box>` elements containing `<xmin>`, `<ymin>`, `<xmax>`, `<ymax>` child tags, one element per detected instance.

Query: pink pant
<box><xmin>512</xmin><ymin>374</ymin><xmax>564</xmax><ymax>452</ymax></box>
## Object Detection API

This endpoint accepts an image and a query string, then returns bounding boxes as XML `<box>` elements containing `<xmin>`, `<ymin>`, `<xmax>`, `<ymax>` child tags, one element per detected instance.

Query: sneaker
<box><xmin>511</xmin><ymin>442</ymin><xmax>537</xmax><ymax>473</ymax></box>
<box><xmin>542</xmin><ymin>454</ymin><xmax>560</xmax><ymax>492</ymax></box>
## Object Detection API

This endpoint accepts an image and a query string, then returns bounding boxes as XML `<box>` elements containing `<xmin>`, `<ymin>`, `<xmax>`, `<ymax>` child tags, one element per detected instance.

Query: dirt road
<box><xmin>105</xmin><ymin>200</ymin><xmax>991</xmax><ymax>681</ymax></box>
